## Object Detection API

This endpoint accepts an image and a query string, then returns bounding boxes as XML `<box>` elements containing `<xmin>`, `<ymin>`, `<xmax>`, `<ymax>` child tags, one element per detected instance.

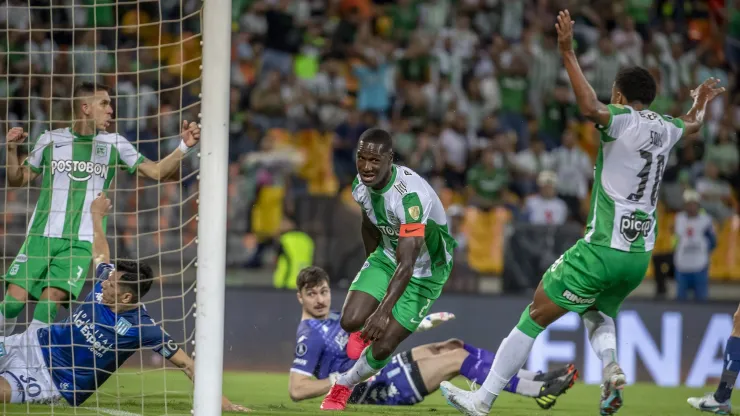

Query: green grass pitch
<box><xmin>1</xmin><ymin>370</ymin><xmax>720</xmax><ymax>415</ymax></box>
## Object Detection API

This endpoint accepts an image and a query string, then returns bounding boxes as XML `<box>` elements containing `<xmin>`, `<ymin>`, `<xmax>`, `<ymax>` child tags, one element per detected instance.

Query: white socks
<box><xmin>337</xmin><ymin>350</ymin><xmax>379</xmax><ymax>387</ymax></box>
<box><xmin>582</xmin><ymin>310</ymin><xmax>617</xmax><ymax>368</ymax></box>
<box><xmin>0</xmin><ymin>312</ymin><xmax>17</xmax><ymax>336</ymax></box>
<box><xmin>513</xmin><ymin>378</ymin><xmax>546</xmax><ymax>397</ymax></box>
<box><xmin>475</xmin><ymin>327</ymin><xmax>536</xmax><ymax>408</ymax></box>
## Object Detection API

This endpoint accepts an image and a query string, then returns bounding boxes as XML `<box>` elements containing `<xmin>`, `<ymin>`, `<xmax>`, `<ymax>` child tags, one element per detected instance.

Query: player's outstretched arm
<box><xmin>680</xmin><ymin>77</ymin><xmax>726</xmax><ymax>138</ymax></box>
<box><xmin>167</xmin><ymin>349</ymin><xmax>251</xmax><ymax>412</ymax></box>
<box><xmin>5</xmin><ymin>127</ymin><xmax>40</xmax><ymax>187</ymax></box>
<box><xmin>556</xmin><ymin>10</ymin><xmax>610</xmax><ymax>127</ymax></box>
<box><xmin>90</xmin><ymin>193</ymin><xmax>113</xmax><ymax>266</ymax></box>
<box><xmin>137</xmin><ymin>120</ymin><xmax>200</xmax><ymax>181</ymax></box>
<box><xmin>288</xmin><ymin>372</ymin><xmax>336</xmax><ymax>401</ymax></box>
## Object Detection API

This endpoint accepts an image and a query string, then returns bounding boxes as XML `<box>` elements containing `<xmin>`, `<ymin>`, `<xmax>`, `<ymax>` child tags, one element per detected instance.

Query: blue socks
<box><xmin>715</xmin><ymin>336</ymin><xmax>740</xmax><ymax>403</ymax></box>
<box><xmin>460</xmin><ymin>346</ymin><xmax>519</xmax><ymax>394</ymax></box>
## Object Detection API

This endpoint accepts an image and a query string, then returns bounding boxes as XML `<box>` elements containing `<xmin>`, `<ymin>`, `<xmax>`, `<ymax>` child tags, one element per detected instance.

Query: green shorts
<box><xmin>4</xmin><ymin>235</ymin><xmax>92</xmax><ymax>300</ymax></box>
<box><xmin>542</xmin><ymin>239</ymin><xmax>651</xmax><ymax>318</ymax></box>
<box><xmin>349</xmin><ymin>250</ymin><xmax>451</xmax><ymax>333</ymax></box>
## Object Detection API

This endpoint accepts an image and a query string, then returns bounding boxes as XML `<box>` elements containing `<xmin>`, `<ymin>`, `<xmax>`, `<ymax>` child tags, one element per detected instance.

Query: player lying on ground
<box><xmin>1</xmin><ymin>81</ymin><xmax>200</xmax><ymax>336</ymax></box>
<box><xmin>322</xmin><ymin>128</ymin><xmax>458</xmax><ymax>410</ymax></box>
<box><xmin>439</xmin><ymin>10</ymin><xmax>725</xmax><ymax>416</ymax></box>
<box><xmin>687</xmin><ymin>301</ymin><xmax>740</xmax><ymax>414</ymax></box>
<box><xmin>290</xmin><ymin>267</ymin><xmax>577</xmax><ymax>409</ymax></box>
<box><xmin>0</xmin><ymin>193</ymin><xmax>249</xmax><ymax>412</ymax></box>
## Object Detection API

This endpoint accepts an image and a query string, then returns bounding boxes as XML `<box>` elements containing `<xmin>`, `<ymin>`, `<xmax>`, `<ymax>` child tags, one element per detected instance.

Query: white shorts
<box><xmin>0</xmin><ymin>329</ymin><xmax>60</xmax><ymax>404</ymax></box>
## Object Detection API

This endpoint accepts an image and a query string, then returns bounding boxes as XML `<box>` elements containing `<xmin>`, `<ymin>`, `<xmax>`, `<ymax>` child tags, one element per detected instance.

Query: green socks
<box><xmin>32</xmin><ymin>299</ymin><xmax>59</xmax><ymax>324</ymax></box>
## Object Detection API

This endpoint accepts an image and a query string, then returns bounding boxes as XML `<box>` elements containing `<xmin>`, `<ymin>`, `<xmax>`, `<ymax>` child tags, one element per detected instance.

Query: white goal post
<box><xmin>194</xmin><ymin>0</ymin><xmax>232</xmax><ymax>414</ymax></box>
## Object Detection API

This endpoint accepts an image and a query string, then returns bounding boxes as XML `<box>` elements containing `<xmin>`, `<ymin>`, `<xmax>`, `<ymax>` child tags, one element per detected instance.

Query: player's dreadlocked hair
<box><xmin>297</xmin><ymin>266</ymin><xmax>330</xmax><ymax>292</ymax></box>
<box><xmin>358</xmin><ymin>128</ymin><xmax>393</xmax><ymax>153</ymax></box>
<box><xmin>614</xmin><ymin>67</ymin><xmax>657</xmax><ymax>106</ymax></box>
<box><xmin>116</xmin><ymin>260</ymin><xmax>154</xmax><ymax>302</ymax></box>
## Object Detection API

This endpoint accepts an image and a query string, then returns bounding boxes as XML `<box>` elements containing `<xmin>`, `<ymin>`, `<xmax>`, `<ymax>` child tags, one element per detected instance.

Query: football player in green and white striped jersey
<box><xmin>440</xmin><ymin>10</ymin><xmax>725</xmax><ymax>416</ymax></box>
<box><xmin>1</xmin><ymin>82</ymin><xmax>200</xmax><ymax>335</ymax></box>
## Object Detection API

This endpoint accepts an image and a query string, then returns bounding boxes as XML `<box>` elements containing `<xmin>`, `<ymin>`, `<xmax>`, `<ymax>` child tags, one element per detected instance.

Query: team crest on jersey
<box><xmin>408</xmin><ymin>206</ymin><xmax>420</xmax><ymax>221</ymax></box>
<box><xmin>95</xmin><ymin>143</ymin><xmax>108</xmax><ymax>157</ymax></box>
<box><xmin>115</xmin><ymin>317</ymin><xmax>133</xmax><ymax>335</ymax></box>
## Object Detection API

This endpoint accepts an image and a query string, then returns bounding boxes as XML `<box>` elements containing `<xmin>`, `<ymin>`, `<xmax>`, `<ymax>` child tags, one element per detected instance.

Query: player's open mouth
<box><xmin>361</xmin><ymin>173</ymin><xmax>375</xmax><ymax>182</ymax></box>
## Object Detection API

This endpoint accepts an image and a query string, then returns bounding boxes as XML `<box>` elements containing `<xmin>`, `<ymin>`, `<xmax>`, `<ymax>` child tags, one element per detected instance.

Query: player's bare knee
<box><xmin>40</xmin><ymin>287</ymin><xmax>70</xmax><ymax>303</ymax></box>
<box><xmin>528</xmin><ymin>304</ymin><xmax>550</xmax><ymax>328</ymax></box>
<box><xmin>5</xmin><ymin>284</ymin><xmax>29</xmax><ymax>302</ymax></box>
<box><xmin>339</xmin><ymin>313</ymin><xmax>364</xmax><ymax>333</ymax></box>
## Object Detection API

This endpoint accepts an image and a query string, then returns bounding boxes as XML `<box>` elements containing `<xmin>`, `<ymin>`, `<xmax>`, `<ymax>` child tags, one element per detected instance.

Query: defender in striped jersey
<box><xmin>440</xmin><ymin>10</ymin><xmax>726</xmax><ymax>416</ymax></box>
<box><xmin>1</xmin><ymin>82</ymin><xmax>200</xmax><ymax>335</ymax></box>
<box><xmin>321</xmin><ymin>128</ymin><xmax>456</xmax><ymax>411</ymax></box>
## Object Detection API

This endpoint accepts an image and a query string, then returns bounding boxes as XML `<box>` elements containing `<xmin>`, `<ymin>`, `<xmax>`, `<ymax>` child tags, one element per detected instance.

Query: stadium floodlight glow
<box><xmin>0</xmin><ymin>0</ymin><xmax>230</xmax><ymax>413</ymax></box>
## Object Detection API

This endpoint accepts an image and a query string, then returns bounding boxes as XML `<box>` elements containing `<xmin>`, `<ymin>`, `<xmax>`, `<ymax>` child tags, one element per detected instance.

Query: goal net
<box><xmin>0</xmin><ymin>0</ymin><xmax>227</xmax><ymax>414</ymax></box>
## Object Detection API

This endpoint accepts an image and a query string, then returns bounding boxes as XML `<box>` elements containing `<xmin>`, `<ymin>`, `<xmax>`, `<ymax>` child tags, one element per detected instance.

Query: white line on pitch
<box><xmin>90</xmin><ymin>407</ymin><xmax>143</xmax><ymax>416</ymax></box>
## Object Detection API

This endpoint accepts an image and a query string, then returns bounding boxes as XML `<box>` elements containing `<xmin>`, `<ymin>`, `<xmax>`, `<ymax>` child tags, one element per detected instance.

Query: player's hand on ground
<box><xmin>555</xmin><ymin>10</ymin><xmax>574</xmax><ymax>53</ymax></box>
<box><xmin>415</xmin><ymin>312</ymin><xmax>456</xmax><ymax>333</ymax></box>
<box><xmin>361</xmin><ymin>309</ymin><xmax>391</xmax><ymax>342</ymax></box>
<box><xmin>180</xmin><ymin>120</ymin><xmax>201</xmax><ymax>148</ymax></box>
<box><xmin>91</xmin><ymin>193</ymin><xmax>113</xmax><ymax>218</ymax></box>
<box><xmin>690</xmin><ymin>77</ymin><xmax>726</xmax><ymax>104</ymax></box>
<box><xmin>5</xmin><ymin>127</ymin><xmax>28</xmax><ymax>149</ymax></box>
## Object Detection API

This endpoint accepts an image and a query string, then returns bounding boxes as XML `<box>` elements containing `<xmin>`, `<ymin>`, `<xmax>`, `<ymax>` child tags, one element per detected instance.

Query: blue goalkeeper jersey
<box><xmin>37</xmin><ymin>263</ymin><xmax>179</xmax><ymax>406</ymax></box>
<box><xmin>290</xmin><ymin>311</ymin><xmax>354</xmax><ymax>379</ymax></box>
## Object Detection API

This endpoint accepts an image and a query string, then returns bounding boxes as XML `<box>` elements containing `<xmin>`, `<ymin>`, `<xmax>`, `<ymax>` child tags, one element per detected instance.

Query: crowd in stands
<box><xmin>2</xmin><ymin>0</ymin><xmax>740</xmax><ymax>293</ymax></box>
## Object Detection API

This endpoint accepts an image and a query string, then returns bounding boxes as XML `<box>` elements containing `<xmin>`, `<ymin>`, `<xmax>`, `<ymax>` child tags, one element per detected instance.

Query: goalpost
<box><xmin>0</xmin><ymin>0</ymin><xmax>231</xmax><ymax>414</ymax></box>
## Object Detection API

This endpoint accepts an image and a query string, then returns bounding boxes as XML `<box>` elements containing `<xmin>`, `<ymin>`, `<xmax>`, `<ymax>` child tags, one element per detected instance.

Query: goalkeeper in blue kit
<box><xmin>0</xmin><ymin>193</ymin><xmax>249</xmax><ymax>412</ymax></box>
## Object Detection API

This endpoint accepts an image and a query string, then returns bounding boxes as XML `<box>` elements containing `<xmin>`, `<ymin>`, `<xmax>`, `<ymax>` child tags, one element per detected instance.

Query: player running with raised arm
<box><xmin>687</xmin><ymin>302</ymin><xmax>740</xmax><ymax>414</ymax></box>
<box><xmin>440</xmin><ymin>10</ymin><xmax>725</xmax><ymax>416</ymax></box>
<box><xmin>291</xmin><ymin>267</ymin><xmax>577</xmax><ymax>409</ymax></box>
<box><xmin>321</xmin><ymin>128</ymin><xmax>457</xmax><ymax>410</ymax></box>
<box><xmin>0</xmin><ymin>193</ymin><xmax>249</xmax><ymax>411</ymax></box>
<box><xmin>2</xmin><ymin>82</ymin><xmax>200</xmax><ymax>335</ymax></box>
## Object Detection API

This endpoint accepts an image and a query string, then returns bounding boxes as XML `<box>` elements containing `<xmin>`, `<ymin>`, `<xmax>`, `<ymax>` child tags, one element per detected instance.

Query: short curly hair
<box><xmin>614</xmin><ymin>67</ymin><xmax>657</xmax><ymax>106</ymax></box>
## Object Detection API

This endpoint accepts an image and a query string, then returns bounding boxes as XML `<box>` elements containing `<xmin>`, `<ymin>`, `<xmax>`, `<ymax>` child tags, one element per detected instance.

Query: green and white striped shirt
<box><xmin>585</xmin><ymin>105</ymin><xmax>685</xmax><ymax>252</ymax></box>
<box><xmin>23</xmin><ymin>127</ymin><xmax>144</xmax><ymax>243</ymax></box>
<box><xmin>352</xmin><ymin>165</ymin><xmax>456</xmax><ymax>277</ymax></box>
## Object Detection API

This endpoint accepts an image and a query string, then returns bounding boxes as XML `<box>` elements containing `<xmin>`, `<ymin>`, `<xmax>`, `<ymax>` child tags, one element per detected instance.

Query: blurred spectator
<box><xmin>696</xmin><ymin>162</ymin><xmax>735</xmax><ymax>223</ymax></box>
<box><xmin>674</xmin><ymin>190</ymin><xmax>716</xmax><ymax>302</ymax></box>
<box><xmin>250</xmin><ymin>70</ymin><xmax>288</xmax><ymax>131</ymax></box>
<box><xmin>334</xmin><ymin>110</ymin><xmax>367</xmax><ymax>185</ymax></box>
<box><xmin>582</xmin><ymin>36</ymin><xmax>623</xmax><ymax>103</ymax></box>
<box><xmin>705</xmin><ymin>126</ymin><xmax>739</xmax><ymax>179</ymax></box>
<box><xmin>446</xmin><ymin>204</ymin><xmax>467</xmax><ymax>253</ymax></box>
<box><xmin>515</xmin><ymin>137</ymin><xmax>554</xmax><ymax>196</ymax></box>
<box><xmin>353</xmin><ymin>52</ymin><xmax>391</xmax><ymax>118</ymax></box>
<box><xmin>260</xmin><ymin>0</ymin><xmax>302</xmax><ymax>77</ymax></box>
<box><xmin>552</xmin><ymin>129</ymin><xmax>592</xmax><ymax>223</ymax></box>
<box><xmin>407</xmin><ymin>128</ymin><xmax>444</xmax><ymax>179</ymax></box>
<box><xmin>522</xmin><ymin>171</ymin><xmax>568</xmax><ymax>226</ymax></box>
<box><xmin>537</xmin><ymin>81</ymin><xmax>577</xmax><ymax>149</ymax></box>
<box><xmin>272</xmin><ymin>216</ymin><xmax>315</xmax><ymax>290</ymax></box>
<box><xmin>439</xmin><ymin>112</ymin><xmax>469</xmax><ymax>189</ymax></box>
<box><xmin>466</xmin><ymin>146</ymin><xmax>510</xmax><ymax>210</ymax></box>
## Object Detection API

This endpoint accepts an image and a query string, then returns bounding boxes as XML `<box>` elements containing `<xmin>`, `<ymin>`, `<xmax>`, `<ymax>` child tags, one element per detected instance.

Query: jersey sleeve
<box><xmin>290</xmin><ymin>330</ymin><xmax>325</xmax><ymax>377</ymax></box>
<box><xmin>395</xmin><ymin>189</ymin><xmax>432</xmax><ymax>238</ymax></box>
<box><xmin>115</xmin><ymin>134</ymin><xmax>145</xmax><ymax>174</ymax></box>
<box><xmin>596</xmin><ymin>104</ymin><xmax>634</xmax><ymax>141</ymax></box>
<box><xmin>23</xmin><ymin>132</ymin><xmax>51</xmax><ymax>173</ymax></box>
<box><xmin>140</xmin><ymin>316</ymin><xmax>180</xmax><ymax>359</ymax></box>
<box><xmin>660</xmin><ymin>114</ymin><xmax>686</xmax><ymax>145</ymax></box>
